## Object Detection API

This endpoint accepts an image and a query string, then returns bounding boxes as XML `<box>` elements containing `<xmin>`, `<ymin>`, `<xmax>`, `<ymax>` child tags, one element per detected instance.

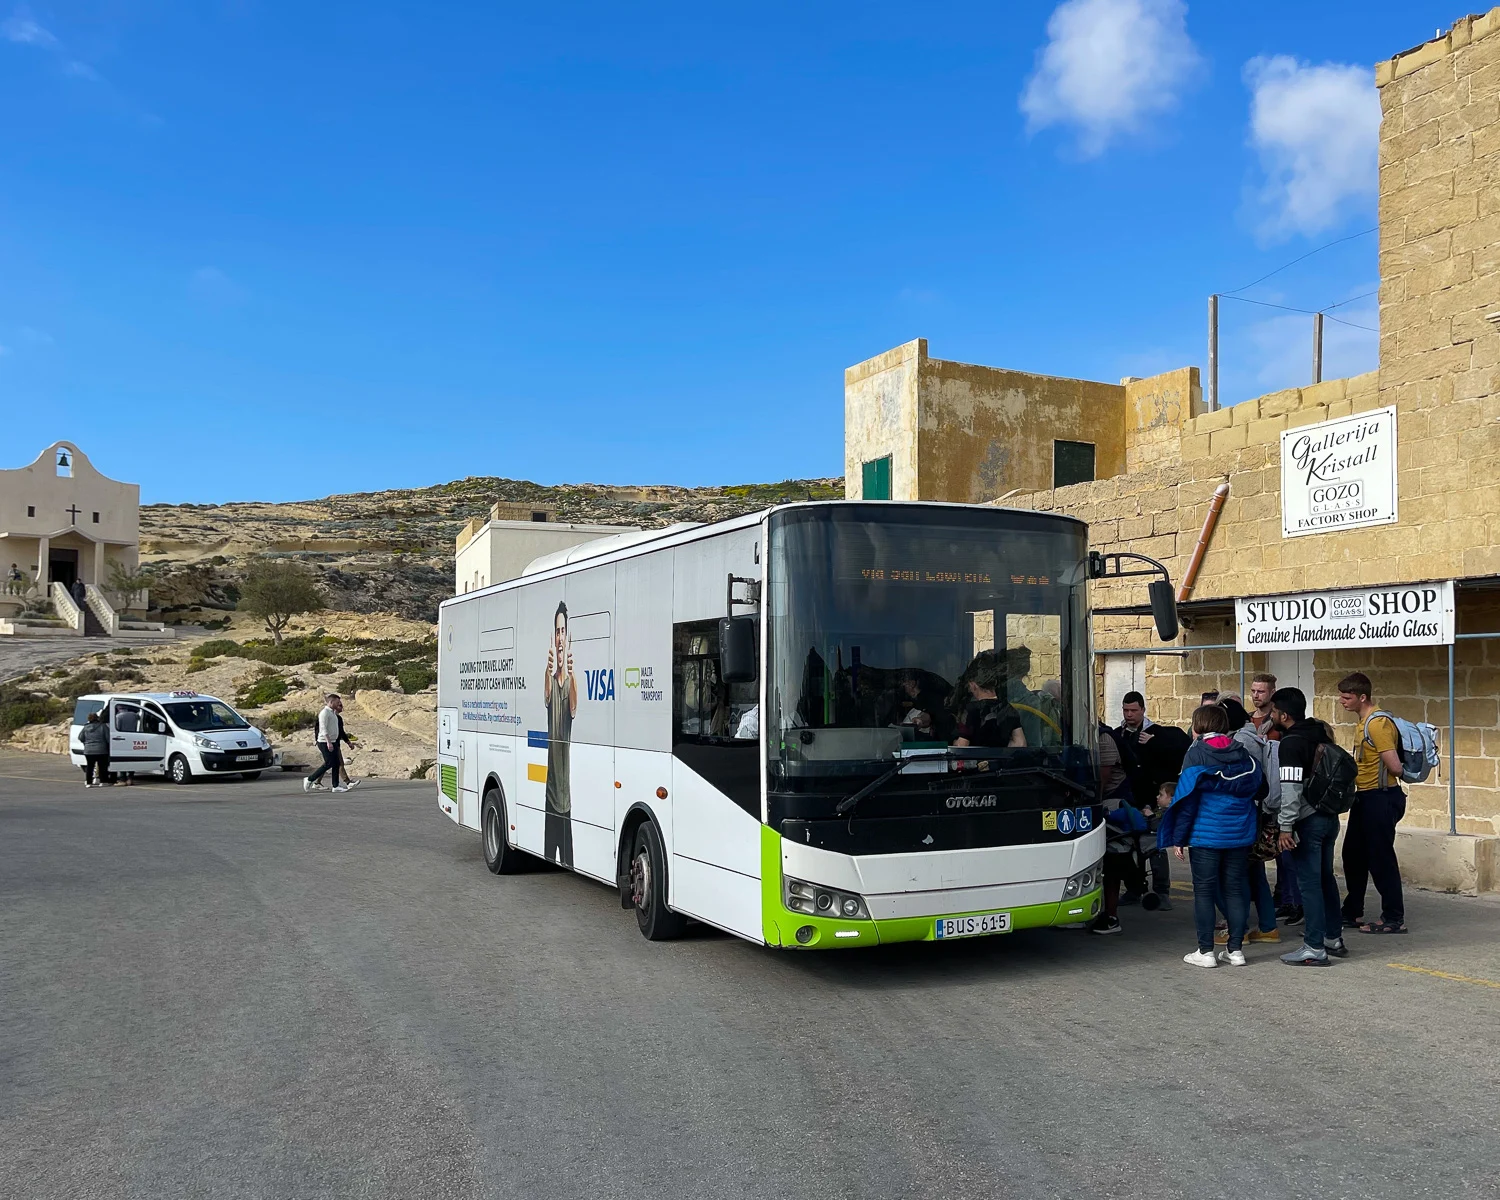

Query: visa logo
<box><xmin>585</xmin><ymin>668</ymin><xmax>616</xmax><ymax>701</ymax></box>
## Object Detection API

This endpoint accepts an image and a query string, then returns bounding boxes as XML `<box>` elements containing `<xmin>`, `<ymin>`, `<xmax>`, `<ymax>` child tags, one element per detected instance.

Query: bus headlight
<box><xmin>784</xmin><ymin>876</ymin><xmax>870</xmax><ymax>921</ymax></box>
<box><xmin>1061</xmin><ymin>859</ymin><xmax>1104</xmax><ymax>900</ymax></box>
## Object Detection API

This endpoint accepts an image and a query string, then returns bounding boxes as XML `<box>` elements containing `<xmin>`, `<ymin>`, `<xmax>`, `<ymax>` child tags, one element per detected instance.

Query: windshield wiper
<box><xmin>835</xmin><ymin>756</ymin><xmax>1093</xmax><ymax>817</ymax></box>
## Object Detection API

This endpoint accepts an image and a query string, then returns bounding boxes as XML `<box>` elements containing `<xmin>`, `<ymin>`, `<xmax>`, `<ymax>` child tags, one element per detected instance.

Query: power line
<box><xmin>1219</xmin><ymin>293</ymin><xmax>1378</xmax><ymax>334</ymax></box>
<box><xmin>1220</xmin><ymin>227</ymin><xmax>1377</xmax><ymax>297</ymax></box>
<box><xmin>1320</xmin><ymin>288</ymin><xmax>1378</xmax><ymax>312</ymax></box>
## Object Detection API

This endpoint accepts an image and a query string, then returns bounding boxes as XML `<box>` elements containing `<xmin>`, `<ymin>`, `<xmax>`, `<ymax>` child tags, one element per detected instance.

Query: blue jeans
<box><xmin>1190</xmin><ymin>846</ymin><xmax>1249</xmax><ymax>953</ymax></box>
<box><xmin>1291</xmin><ymin>812</ymin><xmax>1343</xmax><ymax>950</ymax></box>
<box><xmin>1247</xmin><ymin>857</ymin><xmax>1277</xmax><ymax>933</ymax></box>
<box><xmin>1274</xmin><ymin>849</ymin><xmax>1302</xmax><ymax>907</ymax></box>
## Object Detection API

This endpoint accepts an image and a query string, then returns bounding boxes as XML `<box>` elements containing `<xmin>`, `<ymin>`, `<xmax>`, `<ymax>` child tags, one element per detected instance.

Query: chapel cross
<box><xmin>66</xmin><ymin>505</ymin><xmax>81</xmax><ymax>524</ymax></box>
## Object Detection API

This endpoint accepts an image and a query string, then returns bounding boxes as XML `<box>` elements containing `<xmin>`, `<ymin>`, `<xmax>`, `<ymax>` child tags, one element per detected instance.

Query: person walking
<box><xmin>80</xmin><ymin>710</ymin><xmax>111</xmax><ymax>787</ymax></box>
<box><xmin>1337</xmin><ymin>673</ymin><xmax>1407</xmax><ymax>934</ymax></box>
<box><xmin>334</xmin><ymin>701</ymin><xmax>361</xmax><ymax>791</ymax></box>
<box><xmin>305</xmin><ymin>694</ymin><xmax>345</xmax><ymax>793</ymax></box>
<box><xmin>1157</xmin><ymin>704</ymin><xmax>1262</xmax><ymax>968</ymax></box>
<box><xmin>1271</xmin><ymin>687</ymin><xmax>1350</xmax><ymax>966</ymax></box>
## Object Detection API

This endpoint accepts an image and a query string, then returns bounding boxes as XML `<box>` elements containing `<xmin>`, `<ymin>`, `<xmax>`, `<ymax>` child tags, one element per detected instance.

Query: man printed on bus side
<box><xmin>544</xmin><ymin>600</ymin><xmax>577</xmax><ymax>868</ymax></box>
<box><xmin>1337</xmin><ymin>672</ymin><xmax>1407</xmax><ymax>935</ymax></box>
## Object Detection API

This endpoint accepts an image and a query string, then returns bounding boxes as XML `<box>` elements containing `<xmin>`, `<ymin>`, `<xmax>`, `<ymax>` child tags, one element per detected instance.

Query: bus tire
<box><xmin>169</xmin><ymin>754</ymin><xmax>193</xmax><ymax>785</ymax></box>
<box><xmin>482</xmin><ymin>787</ymin><xmax>525</xmax><ymax>875</ymax></box>
<box><xmin>630</xmin><ymin>820</ymin><xmax>686</xmax><ymax>941</ymax></box>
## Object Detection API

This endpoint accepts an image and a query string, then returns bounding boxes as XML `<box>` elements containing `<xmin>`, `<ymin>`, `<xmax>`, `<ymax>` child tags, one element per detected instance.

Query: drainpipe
<box><xmin>1177</xmin><ymin>481</ymin><xmax>1231</xmax><ymax>604</ymax></box>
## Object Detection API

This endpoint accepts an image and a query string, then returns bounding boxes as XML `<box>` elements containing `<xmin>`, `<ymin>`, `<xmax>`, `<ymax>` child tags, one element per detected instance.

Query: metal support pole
<box><xmin>1239</xmin><ymin>652</ymin><xmax>1245</xmax><ymax>701</ymax></box>
<box><xmin>1312</xmin><ymin>312</ymin><xmax>1324</xmax><ymax>384</ymax></box>
<box><xmin>1208</xmin><ymin>294</ymin><xmax>1219</xmax><ymax>410</ymax></box>
<box><xmin>1448</xmin><ymin>641</ymin><xmax>1457</xmax><ymax>836</ymax></box>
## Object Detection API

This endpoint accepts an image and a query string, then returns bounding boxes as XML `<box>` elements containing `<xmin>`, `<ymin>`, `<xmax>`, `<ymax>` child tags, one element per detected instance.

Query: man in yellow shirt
<box><xmin>1337</xmin><ymin>672</ymin><xmax>1407</xmax><ymax>934</ymax></box>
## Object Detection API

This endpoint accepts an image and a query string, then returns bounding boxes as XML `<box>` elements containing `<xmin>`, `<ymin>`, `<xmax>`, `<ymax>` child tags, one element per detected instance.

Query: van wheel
<box><xmin>482</xmin><ymin>787</ymin><xmax>525</xmax><ymax>874</ymax></box>
<box><xmin>629</xmin><ymin>821</ymin><xmax>686</xmax><ymax>941</ymax></box>
<box><xmin>240</xmin><ymin>772</ymin><xmax>261</xmax><ymax>781</ymax></box>
<box><xmin>169</xmin><ymin>755</ymin><xmax>193</xmax><ymax>785</ymax></box>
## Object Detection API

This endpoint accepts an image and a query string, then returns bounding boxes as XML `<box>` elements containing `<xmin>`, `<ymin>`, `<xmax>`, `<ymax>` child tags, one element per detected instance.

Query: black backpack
<box><xmin>1306</xmin><ymin>740</ymin><xmax>1358</xmax><ymax>816</ymax></box>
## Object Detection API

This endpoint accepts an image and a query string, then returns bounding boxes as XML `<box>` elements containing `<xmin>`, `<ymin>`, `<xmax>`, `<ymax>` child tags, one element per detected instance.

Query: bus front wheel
<box><xmin>481</xmin><ymin>787</ymin><xmax>525</xmax><ymax>875</ymax></box>
<box><xmin>630</xmin><ymin>821</ymin><xmax>686</xmax><ymax>941</ymax></box>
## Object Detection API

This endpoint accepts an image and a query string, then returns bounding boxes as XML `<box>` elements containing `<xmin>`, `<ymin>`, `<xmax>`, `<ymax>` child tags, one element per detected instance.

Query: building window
<box><xmin>1053</xmin><ymin>440</ymin><xmax>1096</xmax><ymax>488</ymax></box>
<box><xmin>861</xmin><ymin>455</ymin><xmax>892</xmax><ymax>500</ymax></box>
<box><xmin>92</xmin><ymin>512</ymin><xmax>100</xmax><ymax>523</ymax></box>
<box><xmin>531</xmin><ymin>511</ymin><xmax>547</xmax><ymax>522</ymax></box>
<box><xmin>27</xmin><ymin>505</ymin><xmax>35</xmax><ymax>518</ymax></box>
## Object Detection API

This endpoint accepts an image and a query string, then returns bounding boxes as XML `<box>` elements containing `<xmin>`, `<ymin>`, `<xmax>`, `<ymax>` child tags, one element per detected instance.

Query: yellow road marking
<box><xmin>1387</xmin><ymin>962</ymin><xmax>1500</xmax><ymax>990</ymax></box>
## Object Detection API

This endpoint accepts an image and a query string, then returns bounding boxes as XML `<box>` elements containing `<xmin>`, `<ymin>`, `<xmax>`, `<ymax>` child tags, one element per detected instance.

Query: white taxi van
<box><xmin>69</xmin><ymin>691</ymin><xmax>275</xmax><ymax>784</ymax></box>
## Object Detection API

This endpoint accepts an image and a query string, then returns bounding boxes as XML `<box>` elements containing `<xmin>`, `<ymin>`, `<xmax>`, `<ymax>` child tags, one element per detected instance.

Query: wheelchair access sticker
<box><xmin>1075</xmin><ymin>807</ymin><xmax>1094</xmax><ymax>832</ymax></box>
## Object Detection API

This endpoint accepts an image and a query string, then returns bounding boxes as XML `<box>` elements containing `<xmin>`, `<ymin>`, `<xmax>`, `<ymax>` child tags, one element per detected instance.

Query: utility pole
<box><xmin>1312</xmin><ymin>312</ymin><xmax>1324</xmax><ymax>384</ymax></box>
<box><xmin>1208</xmin><ymin>294</ymin><xmax>1219</xmax><ymax>410</ymax></box>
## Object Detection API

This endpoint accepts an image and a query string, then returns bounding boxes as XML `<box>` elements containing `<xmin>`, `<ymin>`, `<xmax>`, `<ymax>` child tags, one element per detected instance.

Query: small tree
<box><xmin>238</xmin><ymin>559</ymin><xmax>323</xmax><ymax>645</ymax></box>
<box><xmin>107</xmin><ymin>561</ymin><xmax>152</xmax><ymax>610</ymax></box>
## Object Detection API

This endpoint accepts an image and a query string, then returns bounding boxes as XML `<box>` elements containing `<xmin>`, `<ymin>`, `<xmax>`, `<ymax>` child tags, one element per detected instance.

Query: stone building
<box><xmin>842</xmin><ymin>12</ymin><xmax>1500</xmax><ymax>886</ymax></box>
<box><xmin>0</xmin><ymin>441</ymin><xmax>141</xmax><ymax>593</ymax></box>
<box><xmin>454</xmin><ymin>501</ymin><xmax>636</xmax><ymax>594</ymax></box>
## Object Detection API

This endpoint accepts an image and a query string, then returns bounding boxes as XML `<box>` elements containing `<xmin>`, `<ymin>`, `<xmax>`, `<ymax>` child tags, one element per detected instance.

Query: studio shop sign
<box><xmin>1236</xmin><ymin>581</ymin><xmax>1455</xmax><ymax>653</ymax></box>
<box><xmin>1281</xmin><ymin>406</ymin><xmax>1398</xmax><ymax>539</ymax></box>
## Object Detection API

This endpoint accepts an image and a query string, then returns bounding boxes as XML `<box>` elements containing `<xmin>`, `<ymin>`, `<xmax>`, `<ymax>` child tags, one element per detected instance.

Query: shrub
<box><xmin>237</xmin><ymin>675</ymin><xmax>289</xmax><ymax>708</ymax></box>
<box><xmin>410</xmin><ymin>757</ymin><xmax>436</xmax><ymax>780</ymax></box>
<box><xmin>239</xmin><ymin>558</ymin><xmax>324</xmax><ymax>645</ymax></box>
<box><xmin>339</xmin><ymin>672</ymin><xmax>391</xmax><ymax>694</ymax></box>
<box><xmin>186</xmin><ymin>660</ymin><xmax>208</xmax><ymax>674</ymax></box>
<box><xmin>396</xmin><ymin>664</ymin><xmax>436</xmax><ymax>694</ymax></box>
<box><xmin>263</xmin><ymin>708</ymin><xmax>317</xmax><ymax>736</ymax></box>
<box><xmin>307</xmin><ymin>659</ymin><xmax>335</xmax><ymax>675</ymax></box>
<box><xmin>109</xmin><ymin>666</ymin><xmax>145</xmax><ymax>683</ymax></box>
<box><xmin>194</xmin><ymin>638</ymin><xmax>241</xmax><ymax>659</ymax></box>
<box><xmin>52</xmin><ymin>672</ymin><xmax>103</xmax><ymax>701</ymax></box>
<box><xmin>0</xmin><ymin>690</ymin><xmax>67</xmax><ymax>734</ymax></box>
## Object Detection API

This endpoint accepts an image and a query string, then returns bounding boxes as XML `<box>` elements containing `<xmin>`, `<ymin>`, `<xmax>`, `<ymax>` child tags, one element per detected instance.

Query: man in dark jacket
<box><xmin>1270</xmin><ymin>687</ymin><xmax>1348</xmax><ymax>966</ymax></box>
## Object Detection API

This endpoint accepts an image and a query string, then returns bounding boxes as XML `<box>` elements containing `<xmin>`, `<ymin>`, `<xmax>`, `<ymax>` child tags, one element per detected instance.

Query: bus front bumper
<box><xmin>763</xmin><ymin>889</ymin><xmax>1103</xmax><ymax>949</ymax></box>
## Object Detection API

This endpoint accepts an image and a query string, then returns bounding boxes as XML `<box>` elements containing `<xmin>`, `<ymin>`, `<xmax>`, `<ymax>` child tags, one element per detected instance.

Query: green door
<box><xmin>861</xmin><ymin>456</ymin><xmax>892</xmax><ymax>500</ymax></box>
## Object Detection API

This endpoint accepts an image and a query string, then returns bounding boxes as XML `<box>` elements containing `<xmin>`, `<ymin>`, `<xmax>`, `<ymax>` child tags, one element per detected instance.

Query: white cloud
<box><xmin>2</xmin><ymin>11</ymin><xmax>57</xmax><ymax>47</ymax></box>
<box><xmin>1020</xmin><ymin>0</ymin><xmax>1202</xmax><ymax>157</ymax></box>
<box><xmin>1245</xmin><ymin>55</ymin><xmax>1380</xmax><ymax>238</ymax></box>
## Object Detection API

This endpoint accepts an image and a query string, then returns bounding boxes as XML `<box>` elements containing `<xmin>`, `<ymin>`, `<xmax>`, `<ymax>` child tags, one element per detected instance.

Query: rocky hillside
<box><xmin>139</xmin><ymin>476</ymin><xmax>842</xmax><ymax>624</ymax></box>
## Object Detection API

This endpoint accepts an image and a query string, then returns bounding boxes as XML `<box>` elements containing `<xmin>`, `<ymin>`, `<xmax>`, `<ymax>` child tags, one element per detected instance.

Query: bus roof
<box><xmin>440</xmin><ymin>499</ymin><xmax>1086</xmax><ymax>611</ymax></box>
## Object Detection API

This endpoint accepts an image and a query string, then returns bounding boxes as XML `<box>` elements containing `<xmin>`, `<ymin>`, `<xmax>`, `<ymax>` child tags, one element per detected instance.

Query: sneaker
<box><xmin>1275</xmin><ymin>903</ymin><xmax>1295</xmax><ymax>920</ymax></box>
<box><xmin>332</xmin><ymin>785</ymin><xmax>348</xmax><ymax>793</ymax></box>
<box><xmin>1280</xmin><ymin>944</ymin><xmax>1330</xmax><ymax>966</ymax></box>
<box><xmin>346</xmin><ymin>779</ymin><xmax>361</xmax><ymax>789</ymax></box>
<box><xmin>1283</xmin><ymin>906</ymin><xmax>1304</xmax><ymax>927</ymax></box>
<box><xmin>1119</xmin><ymin>892</ymin><xmax>1142</xmax><ymax>907</ymax></box>
<box><xmin>1090</xmin><ymin>915</ymin><xmax>1122</xmax><ymax>935</ymax></box>
<box><xmin>1217</xmin><ymin>949</ymin><xmax>1248</xmax><ymax>967</ymax></box>
<box><xmin>302</xmin><ymin>777</ymin><xmax>313</xmax><ymax>792</ymax></box>
<box><xmin>1325</xmin><ymin>938</ymin><xmax>1350</xmax><ymax>958</ymax></box>
<box><xmin>1183</xmin><ymin>949</ymin><xmax>1219</xmax><ymax>968</ymax></box>
<box><xmin>1247</xmin><ymin>928</ymin><xmax>1282</xmax><ymax>944</ymax></box>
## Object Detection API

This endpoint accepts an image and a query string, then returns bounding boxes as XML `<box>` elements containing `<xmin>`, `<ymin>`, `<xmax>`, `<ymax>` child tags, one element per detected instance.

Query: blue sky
<box><xmin>0</xmin><ymin>1</ymin><xmax>1464</xmax><ymax>503</ymax></box>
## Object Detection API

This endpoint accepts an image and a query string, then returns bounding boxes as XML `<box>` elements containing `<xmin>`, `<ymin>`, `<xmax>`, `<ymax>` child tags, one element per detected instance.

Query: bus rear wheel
<box><xmin>482</xmin><ymin>787</ymin><xmax>525</xmax><ymax>875</ymax></box>
<box><xmin>630</xmin><ymin>821</ymin><xmax>686</xmax><ymax>941</ymax></box>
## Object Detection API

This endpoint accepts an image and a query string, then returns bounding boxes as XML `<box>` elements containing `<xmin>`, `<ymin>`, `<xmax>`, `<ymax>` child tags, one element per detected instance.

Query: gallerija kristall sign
<box><xmin>1235</xmin><ymin>581</ymin><xmax>1454</xmax><ymax>652</ymax></box>
<box><xmin>1280</xmin><ymin>406</ymin><xmax>1398</xmax><ymax>538</ymax></box>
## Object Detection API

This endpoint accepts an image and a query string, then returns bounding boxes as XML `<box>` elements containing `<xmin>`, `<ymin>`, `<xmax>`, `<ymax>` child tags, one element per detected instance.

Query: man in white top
<box><xmin>304</xmin><ymin>693</ymin><xmax>346</xmax><ymax>792</ymax></box>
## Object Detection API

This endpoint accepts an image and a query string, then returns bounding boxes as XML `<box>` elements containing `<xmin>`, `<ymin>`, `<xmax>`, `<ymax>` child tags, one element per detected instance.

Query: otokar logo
<box><xmin>945</xmin><ymin>794</ymin><xmax>997</xmax><ymax>810</ymax></box>
<box><xmin>585</xmin><ymin>668</ymin><xmax>616</xmax><ymax>701</ymax></box>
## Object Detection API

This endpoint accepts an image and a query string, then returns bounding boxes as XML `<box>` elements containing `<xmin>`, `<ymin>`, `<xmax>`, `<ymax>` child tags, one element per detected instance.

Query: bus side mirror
<box><xmin>1149</xmin><ymin>580</ymin><xmax>1179</xmax><ymax>642</ymax></box>
<box><xmin>719</xmin><ymin>616</ymin><xmax>757</xmax><ymax>684</ymax></box>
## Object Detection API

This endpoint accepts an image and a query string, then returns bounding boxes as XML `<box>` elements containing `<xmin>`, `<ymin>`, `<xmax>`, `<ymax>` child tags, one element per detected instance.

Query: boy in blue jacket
<box><xmin>1157</xmin><ymin>704</ymin><xmax>1262</xmax><ymax>968</ymax></box>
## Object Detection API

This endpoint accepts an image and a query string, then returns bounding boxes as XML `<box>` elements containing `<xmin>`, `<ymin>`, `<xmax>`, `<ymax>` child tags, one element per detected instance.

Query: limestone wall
<box><xmin>844</xmin><ymin>340</ymin><xmax>923</xmax><ymax>500</ymax></box>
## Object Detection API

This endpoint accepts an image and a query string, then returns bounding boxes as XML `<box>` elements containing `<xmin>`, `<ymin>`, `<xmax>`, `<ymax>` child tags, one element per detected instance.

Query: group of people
<box><xmin>303</xmin><ymin>693</ymin><xmax>361</xmax><ymax>793</ymax></box>
<box><xmin>1094</xmin><ymin>671</ymin><xmax>1408</xmax><ymax>968</ymax></box>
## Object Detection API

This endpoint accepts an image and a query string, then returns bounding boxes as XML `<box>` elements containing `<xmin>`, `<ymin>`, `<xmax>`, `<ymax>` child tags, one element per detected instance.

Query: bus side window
<box><xmin>673</xmin><ymin>621</ymin><xmax>724</xmax><ymax>742</ymax></box>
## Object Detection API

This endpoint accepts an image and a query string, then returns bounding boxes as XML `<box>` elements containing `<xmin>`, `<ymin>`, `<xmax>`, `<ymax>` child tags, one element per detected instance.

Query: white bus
<box><xmin>436</xmin><ymin>501</ymin><xmax>1119</xmax><ymax>949</ymax></box>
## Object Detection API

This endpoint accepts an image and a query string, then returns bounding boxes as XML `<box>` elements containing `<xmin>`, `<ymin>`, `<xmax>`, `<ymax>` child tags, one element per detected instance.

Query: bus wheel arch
<box><xmin>624</xmin><ymin>814</ymin><xmax>687</xmax><ymax>941</ymax></box>
<box><xmin>481</xmin><ymin>780</ymin><xmax>525</xmax><ymax>875</ymax></box>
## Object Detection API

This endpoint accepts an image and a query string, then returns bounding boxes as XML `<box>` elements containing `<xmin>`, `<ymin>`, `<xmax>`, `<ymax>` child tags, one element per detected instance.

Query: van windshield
<box><xmin>164</xmin><ymin>700</ymin><xmax>249</xmax><ymax>731</ymax></box>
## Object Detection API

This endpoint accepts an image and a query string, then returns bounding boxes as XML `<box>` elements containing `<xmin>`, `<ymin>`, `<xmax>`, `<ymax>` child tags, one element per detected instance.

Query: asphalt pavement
<box><xmin>3</xmin><ymin>746</ymin><xmax>1498</xmax><ymax>1200</ymax></box>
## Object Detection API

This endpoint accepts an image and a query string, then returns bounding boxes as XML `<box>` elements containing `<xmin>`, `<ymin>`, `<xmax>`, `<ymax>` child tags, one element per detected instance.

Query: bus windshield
<box><xmin>164</xmin><ymin>700</ymin><xmax>250</xmax><ymax>732</ymax></box>
<box><xmin>766</xmin><ymin>506</ymin><xmax>1092</xmax><ymax>783</ymax></box>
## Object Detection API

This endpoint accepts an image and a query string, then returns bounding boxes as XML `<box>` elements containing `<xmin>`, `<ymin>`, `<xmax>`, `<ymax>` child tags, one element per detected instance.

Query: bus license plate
<box><xmin>935</xmin><ymin>911</ymin><xmax>1012</xmax><ymax>940</ymax></box>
